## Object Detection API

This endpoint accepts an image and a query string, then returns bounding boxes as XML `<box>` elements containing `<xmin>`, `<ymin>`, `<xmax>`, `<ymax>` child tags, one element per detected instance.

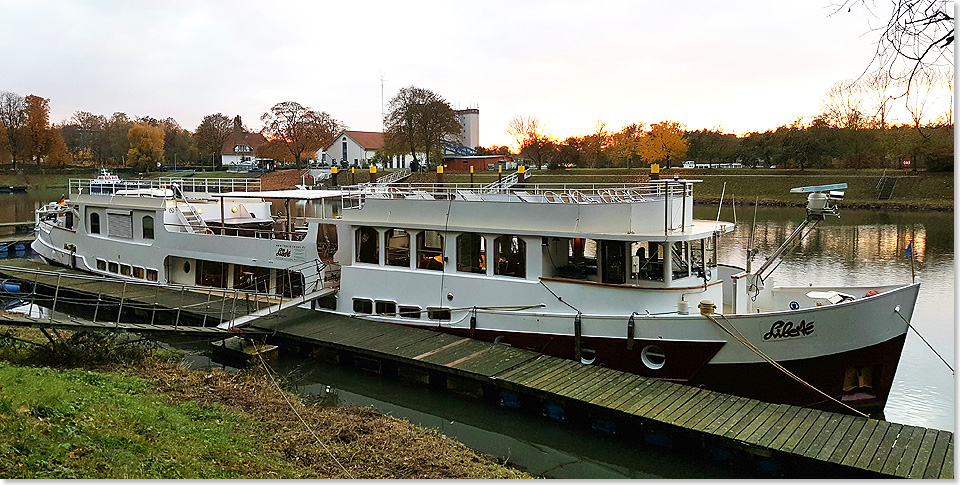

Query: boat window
<box><xmin>375</xmin><ymin>300</ymin><xmax>397</xmax><ymax>315</ymax></box>
<box><xmin>567</xmin><ymin>238</ymin><xmax>598</xmax><ymax>276</ymax></box>
<box><xmin>494</xmin><ymin>235</ymin><xmax>526</xmax><ymax>278</ymax></box>
<box><xmin>353</xmin><ymin>298</ymin><xmax>373</xmax><ymax>314</ymax></box>
<box><xmin>641</xmin><ymin>345</ymin><xmax>666</xmax><ymax>370</ymax></box>
<box><xmin>146</xmin><ymin>269</ymin><xmax>158</xmax><ymax>281</ymax></box>
<box><xmin>600</xmin><ymin>240</ymin><xmax>627</xmax><ymax>284</ymax></box>
<box><xmin>385</xmin><ymin>229</ymin><xmax>410</xmax><ymax>267</ymax></box>
<box><xmin>96</xmin><ymin>258</ymin><xmax>106</xmax><ymax>270</ymax></box>
<box><xmin>133</xmin><ymin>266</ymin><xmax>145</xmax><ymax>279</ymax></box>
<box><xmin>635</xmin><ymin>242</ymin><xmax>664</xmax><ymax>281</ymax></box>
<box><xmin>142</xmin><ymin>215</ymin><xmax>154</xmax><ymax>239</ymax></box>
<box><xmin>416</xmin><ymin>231</ymin><xmax>444</xmax><ymax>271</ymax></box>
<box><xmin>456</xmin><ymin>233</ymin><xmax>486</xmax><ymax>274</ymax></box>
<box><xmin>234</xmin><ymin>265</ymin><xmax>270</xmax><ymax>292</ymax></box>
<box><xmin>195</xmin><ymin>260</ymin><xmax>226</xmax><ymax>288</ymax></box>
<box><xmin>108</xmin><ymin>261</ymin><xmax>119</xmax><ymax>273</ymax></box>
<box><xmin>427</xmin><ymin>307</ymin><xmax>451</xmax><ymax>321</ymax></box>
<box><xmin>355</xmin><ymin>226</ymin><xmax>379</xmax><ymax>264</ymax></box>
<box><xmin>120</xmin><ymin>264</ymin><xmax>132</xmax><ymax>276</ymax></box>
<box><xmin>399</xmin><ymin>306</ymin><xmax>421</xmax><ymax>319</ymax></box>
<box><xmin>671</xmin><ymin>241</ymin><xmax>691</xmax><ymax>279</ymax></box>
<box><xmin>690</xmin><ymin>237</ymin><xmax>716</xmax><ymax>278</ymax></box>
<box><xmin>89</xmin><ymin>212</ymin><xmax>100</xmax><ymax>234</ymax></box>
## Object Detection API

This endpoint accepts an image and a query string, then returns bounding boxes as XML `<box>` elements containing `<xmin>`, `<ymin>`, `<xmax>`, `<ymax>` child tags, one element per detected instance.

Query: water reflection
<box><xmin>699</xmin><ymin>204</ymin><xmax>954</xmax><ymax>431</ymax></box>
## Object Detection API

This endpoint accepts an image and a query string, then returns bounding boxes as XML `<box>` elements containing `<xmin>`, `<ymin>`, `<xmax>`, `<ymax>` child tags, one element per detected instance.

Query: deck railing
<box><xmin>69</xmin><ymin>177</ymin><xmax>261</xmax><ymax>197</ymax></box>
<box><xmin>340</xmin><ymin>180</ymin><xmax>696</xmax><ymax>210</ymax></box>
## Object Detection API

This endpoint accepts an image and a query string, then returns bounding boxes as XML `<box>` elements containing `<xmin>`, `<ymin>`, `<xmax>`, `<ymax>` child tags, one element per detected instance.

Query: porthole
<box><xmin>493</xmin><ymin>336</ymin><xmax>511</xmax><ymax>347</ymax></box>
<box><xmin>184</xmin><ymin>261</ymin><xmax>191</xmax><ymax>274</ymax></box>
<box><xmin>580</xmin><ymin>343</ymin><xmax>597</xmax><ymax>365</ymax></box>
<box><xmin>641</xmin><ymin>345</ymin><xmax>666</xmax><ymax>370</ymax></box>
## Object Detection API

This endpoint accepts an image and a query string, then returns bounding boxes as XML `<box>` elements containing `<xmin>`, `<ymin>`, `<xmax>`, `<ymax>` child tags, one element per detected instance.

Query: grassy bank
<box><xmin>0</xmin><ymin>328</ymin><xmax>529</xmax><ymax>479</ymax></box>
<box><xmin>405</xmin><ymin>168</ymin><xmax>953</xmax><ymax>211</ymax></box>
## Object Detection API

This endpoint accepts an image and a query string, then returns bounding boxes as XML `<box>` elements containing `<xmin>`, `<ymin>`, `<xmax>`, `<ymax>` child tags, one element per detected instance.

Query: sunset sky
<box><xmin>0</xmin><ymin>0</ymin><xmax>944</xmax><ymax>148</ymax></box>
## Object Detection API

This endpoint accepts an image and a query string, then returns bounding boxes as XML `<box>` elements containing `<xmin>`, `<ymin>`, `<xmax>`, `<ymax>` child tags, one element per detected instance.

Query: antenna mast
<box><xmin>380</xmin><ymin>73</ymin><xmax>386</xmax><ymax>132</ymax></box>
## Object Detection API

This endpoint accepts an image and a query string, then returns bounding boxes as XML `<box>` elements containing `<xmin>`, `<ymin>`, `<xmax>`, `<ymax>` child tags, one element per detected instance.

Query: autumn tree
<box><xmin>637</xmin><ymin>121</ymin><xmax>688</xmax><ymax>167</ymax></box>
<box><xmin>61</xmin><ymin>111</ymin><xmax>108</xmax><ymax>164</ymax></box>
<box><xmin>383</xmin><ymin>87</ymin><xmax>460</xmax><ymax>169</ymax></box>
<box><xmin>105</xmin><ymin>113</ymin><xmax>133</xmax><ymax>166</ymax></box>
<box><xmin>507</xmin><ymin>116</ymin><xmax>557</xmax><ymax>168</ymax></box>
<box><xmin>261</xmin><ymin>101</ymin><xmax>343</xmax><ymax>166</ymax></box>
<box><xmin>581</xmin><ymin>121</ymin><xmax>609</xmax><ymax>168</ymax></box>
<box><xmin>195</xmin><ymin>113</ymin><xmax>233</xmax><ymax>169</ymax></box>
<box><xmin>24</xmin><ymin>95</ymin><xmax>58</xmax><ymax>166</ymax></box>
<box><xmin>607</xmin><ymin>123</ymin><xmax>643</xmax><ymax>168</ymax></box>
<box><xmin>126</xmin><ymin>123</ymin><xmax>165</xmax><ymax>171</ymax></box>
<box><xmin>685</xmin><ymin>128</ymin><xmax>740</xmax><ymax>167</ymax></box>
<box><xmin>0</xmin><ymin>91</ymin><xmax>26</xmax><ymax>167</ymax></box>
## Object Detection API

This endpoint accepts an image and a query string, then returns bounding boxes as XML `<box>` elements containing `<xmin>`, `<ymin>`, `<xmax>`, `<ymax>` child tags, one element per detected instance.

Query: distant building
<box><xmin>442</xmin><ymin>155</ymin><xmax>514</xmax><ymax>172</ymax></box>
<box><xmin>454</xmin><ymin>108</ymin><xmax>479</xmax><ymax>150</ymax></box>
<box><xmin>320</xmin><ymin>130</ymin><xmax>420</xmax><ymax>169</ymax></box>
<box><xmin>221</xmin><ymin>132</ymin><xmax>269</xmax><ymax>168</ymax></box>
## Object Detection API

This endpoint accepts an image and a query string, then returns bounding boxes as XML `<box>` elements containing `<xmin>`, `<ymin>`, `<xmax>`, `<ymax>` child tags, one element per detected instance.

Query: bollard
<box><xmin>436</xmin><ymin>165</ymin><xmax>444</xmax><ymax>185</ymax></box>
<box><xmin>331</xmin><ymin>166</ymin><xmax>338</xmax><ymax>187</ymax></box>
<box><xmin>369</xmin><ymin>165</ymin><xmax>377</xmax><ymax>184</ymax></box>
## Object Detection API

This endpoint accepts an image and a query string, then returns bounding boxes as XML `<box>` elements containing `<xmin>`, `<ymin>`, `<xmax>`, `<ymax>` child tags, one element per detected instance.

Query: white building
<box><xmin>320</xmin><ymin>131</ymin><xmax>420</xmax><ymax>169</ymax></box>
<box><xmin>221</xmin><ymin>132</ymin><xmax>269</xmax><ymax>168</ymax></box>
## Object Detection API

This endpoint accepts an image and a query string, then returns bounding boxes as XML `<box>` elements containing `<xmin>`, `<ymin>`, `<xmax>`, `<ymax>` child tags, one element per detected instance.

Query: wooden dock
<box><xmin>0</xmin><ymin>260</ymin><xmax>284</xmax><ymax>327</ymax></box>
<box><xmin>253</xmin><ymin>307</ymin><xmax>954</xmax><ymax>479</ymax></box>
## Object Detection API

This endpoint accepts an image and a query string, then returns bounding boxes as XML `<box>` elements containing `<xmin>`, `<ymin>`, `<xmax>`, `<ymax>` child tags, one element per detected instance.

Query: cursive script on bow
<box><xmin>763</xmin><ymin>320</ymin><xmax>815</xmax><ymax>340</ymax></box>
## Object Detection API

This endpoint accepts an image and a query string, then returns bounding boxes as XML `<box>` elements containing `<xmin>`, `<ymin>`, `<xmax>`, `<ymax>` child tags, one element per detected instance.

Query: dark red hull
<box><xmin>416</xmin><ymin>325</ymin><xmax>906</xmax><ymax>414</ymax></box>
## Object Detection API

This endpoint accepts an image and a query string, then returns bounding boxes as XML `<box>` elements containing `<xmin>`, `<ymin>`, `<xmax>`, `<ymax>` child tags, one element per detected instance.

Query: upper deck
<box><xmin>69</xmin><ymin>176</ymin><xmax>262</xmax><ymax>199</ymax></box>
<box><xmin>334</xmin><ymin>179</ymin><xmax>734</xmax><ymax>241</ymax></box>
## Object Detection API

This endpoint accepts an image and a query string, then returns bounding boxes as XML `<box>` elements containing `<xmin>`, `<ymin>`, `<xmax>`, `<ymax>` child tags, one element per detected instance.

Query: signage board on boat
<box><xmin>275</xmin><ymin>242</ymin><xmax>306</xmax><ymax>262</ymax></box>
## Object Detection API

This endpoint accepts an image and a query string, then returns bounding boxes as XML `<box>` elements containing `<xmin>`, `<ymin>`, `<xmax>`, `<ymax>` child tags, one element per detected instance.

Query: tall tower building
<box><xmin>454</xmin><ymin>108</ymin><xmax>479</xmax><ymax>150</ymax></box>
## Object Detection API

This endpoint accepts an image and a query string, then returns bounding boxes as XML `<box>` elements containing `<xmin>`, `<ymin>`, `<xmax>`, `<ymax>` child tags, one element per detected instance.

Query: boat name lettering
<box><xmin>274</xmin><ymin>243</ymin><xmax>305</xmax><ymax>261</ymax></box>
<box><xmin>762</xmin><ymin>319</ymin><xmax>814</xmax><ymax>340</ymax></box>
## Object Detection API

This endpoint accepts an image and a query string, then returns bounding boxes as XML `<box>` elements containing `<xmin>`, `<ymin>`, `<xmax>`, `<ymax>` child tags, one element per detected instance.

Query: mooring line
<box><xmin>895</xmin><ymin>308</ymin><xmax>954</xmax><ymax>374</ymax></box>
<box><xmin>704</xmin><ymin>310</ymin><xmax>868</xmax><ymax>418</ymax></box>
<box><xmin>251</xmin><ymin>340</ymin><xmax>355</xmax><ymax>479</ymax></box>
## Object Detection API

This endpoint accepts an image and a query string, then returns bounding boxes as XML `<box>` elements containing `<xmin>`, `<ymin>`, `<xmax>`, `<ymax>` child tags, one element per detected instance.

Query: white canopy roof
<box><xmin>216</xmin><ymin>189</ymin><xmax>345</xmax><ymax>200</ymax></box>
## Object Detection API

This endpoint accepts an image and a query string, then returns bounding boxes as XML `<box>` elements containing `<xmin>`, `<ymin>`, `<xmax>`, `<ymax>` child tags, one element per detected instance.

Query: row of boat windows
<box><xmin>95</xmin><ymin>258</ymin><xmax>159</xmax><ymax>281</ymax></box>
<box><xmin>352</xmin><ymin>298</ymin><xmax>451</xmax><ymax>321</ymax></box>
<box><xmin>89</xmin><ymin>212</ymin><xmax>154</xmax><ymax>240</ymax></box>
<box><xmin>355</xmin><ymin>227</ymin><xmax>526</xmax><ymax>279</ymax></box>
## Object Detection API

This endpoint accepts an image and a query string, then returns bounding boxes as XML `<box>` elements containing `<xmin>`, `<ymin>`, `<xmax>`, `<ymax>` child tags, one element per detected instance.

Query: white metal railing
<box><xmin>69</xmin><ymin>177</ymin><xmax>261</xmax><ymax>197</ymax></box>
<box><xmin>479</xmin><ymin>171</ymin><xmax>519</xmax><ymax>193</ymax></box>
<box><xmin>364</xmin><ymin>169</ymin><xmax>411</xmax><ymax>186</ymax></box>
<box><xmin>339</xmin><ymin>180</ymin><xmax>696</xmax><ymax>210</ymax></box>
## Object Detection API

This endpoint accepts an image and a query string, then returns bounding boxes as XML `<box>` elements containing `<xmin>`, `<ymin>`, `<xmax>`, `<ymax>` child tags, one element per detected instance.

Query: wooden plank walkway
<box><xmin>0</xmin><ymin>260</ymin><xmax>280</xmax><ymax>325</ymax></box>
<box><xmin>0</xmin><ymin>310</ymin><xmax>268</xmax><ymax>336</ymax></box>
<box><xmin>254</xmin><ymin>307</ymin><xmax>954</xmax><ymax>479</ymax></box>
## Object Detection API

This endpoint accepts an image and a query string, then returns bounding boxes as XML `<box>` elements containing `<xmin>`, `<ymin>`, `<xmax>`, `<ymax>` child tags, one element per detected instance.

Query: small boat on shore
<box><xmin>32</xmin><ymin>174</ymin><xmax>919</xmax><ymax>413</ymax></box>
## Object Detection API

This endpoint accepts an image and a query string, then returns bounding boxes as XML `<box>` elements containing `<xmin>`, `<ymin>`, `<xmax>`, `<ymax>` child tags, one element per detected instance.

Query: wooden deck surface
<box><xmin>253</xmin><ymin>307</ymin><xmax>954</xmax><ymax>479</ymax></box>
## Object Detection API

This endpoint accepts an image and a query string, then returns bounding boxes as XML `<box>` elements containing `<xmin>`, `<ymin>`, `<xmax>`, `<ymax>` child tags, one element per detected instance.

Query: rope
<box><xmin>895</xmin><ymin>308</ymin><xmax>954</xmax><ymax>374</ymax></box>
<box><xmin>538</xmin><ymin>280</ymin><xmax>582</xmax><ymax>313</ymax></box>
<box><xmin>703</xmin><ymin>310</ymin><xmax>869</xmax><ymax>418</ymax></box>
<box><xmin>250</xmin><ymin>340</ymin><xmax>355</xmax><ymax>479</ymax></box>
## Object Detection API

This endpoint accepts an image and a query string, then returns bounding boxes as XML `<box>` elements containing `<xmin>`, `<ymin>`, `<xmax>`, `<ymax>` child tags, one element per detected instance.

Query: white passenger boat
<box><xmin>33</xmin><ymin>176</ymin><xmax>322</xmax><ymax>299</ymax></box>
<box><xmin>34</xmin><ymin>175</ymin><xmax>919</xmax><ymax>413</ymax></box>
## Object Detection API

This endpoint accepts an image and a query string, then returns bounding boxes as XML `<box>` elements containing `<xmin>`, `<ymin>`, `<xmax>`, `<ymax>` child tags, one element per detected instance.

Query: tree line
<box><xmin>497</xmin><ymin>70</ymin><xmax>952</xmax><ymax>172</ymax></box>
<box><xmin>0</xmin><ymin>91</ymin><xmax>351</xmax><ymax>172</ymax></box>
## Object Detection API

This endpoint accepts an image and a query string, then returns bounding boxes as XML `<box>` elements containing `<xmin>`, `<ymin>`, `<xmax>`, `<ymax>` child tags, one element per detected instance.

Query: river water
<box><xmin>2</xmin><ymin>188</ymin><xmax>953</xmax><ymax>477</ymax></box>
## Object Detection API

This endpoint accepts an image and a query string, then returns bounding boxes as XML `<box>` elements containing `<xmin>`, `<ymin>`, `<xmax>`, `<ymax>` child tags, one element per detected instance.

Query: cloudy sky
<box><xmin>0</xmin><ymin>0</ymin><xmax>911</xmax><ymax>147</ymax></box>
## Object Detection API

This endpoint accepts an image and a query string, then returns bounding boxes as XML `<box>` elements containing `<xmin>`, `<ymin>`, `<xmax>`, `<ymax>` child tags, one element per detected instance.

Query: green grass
<box><xmin>0</xmin><ymin>364</ymin><xmax>305</xmax><ymax>478</ymax></box>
